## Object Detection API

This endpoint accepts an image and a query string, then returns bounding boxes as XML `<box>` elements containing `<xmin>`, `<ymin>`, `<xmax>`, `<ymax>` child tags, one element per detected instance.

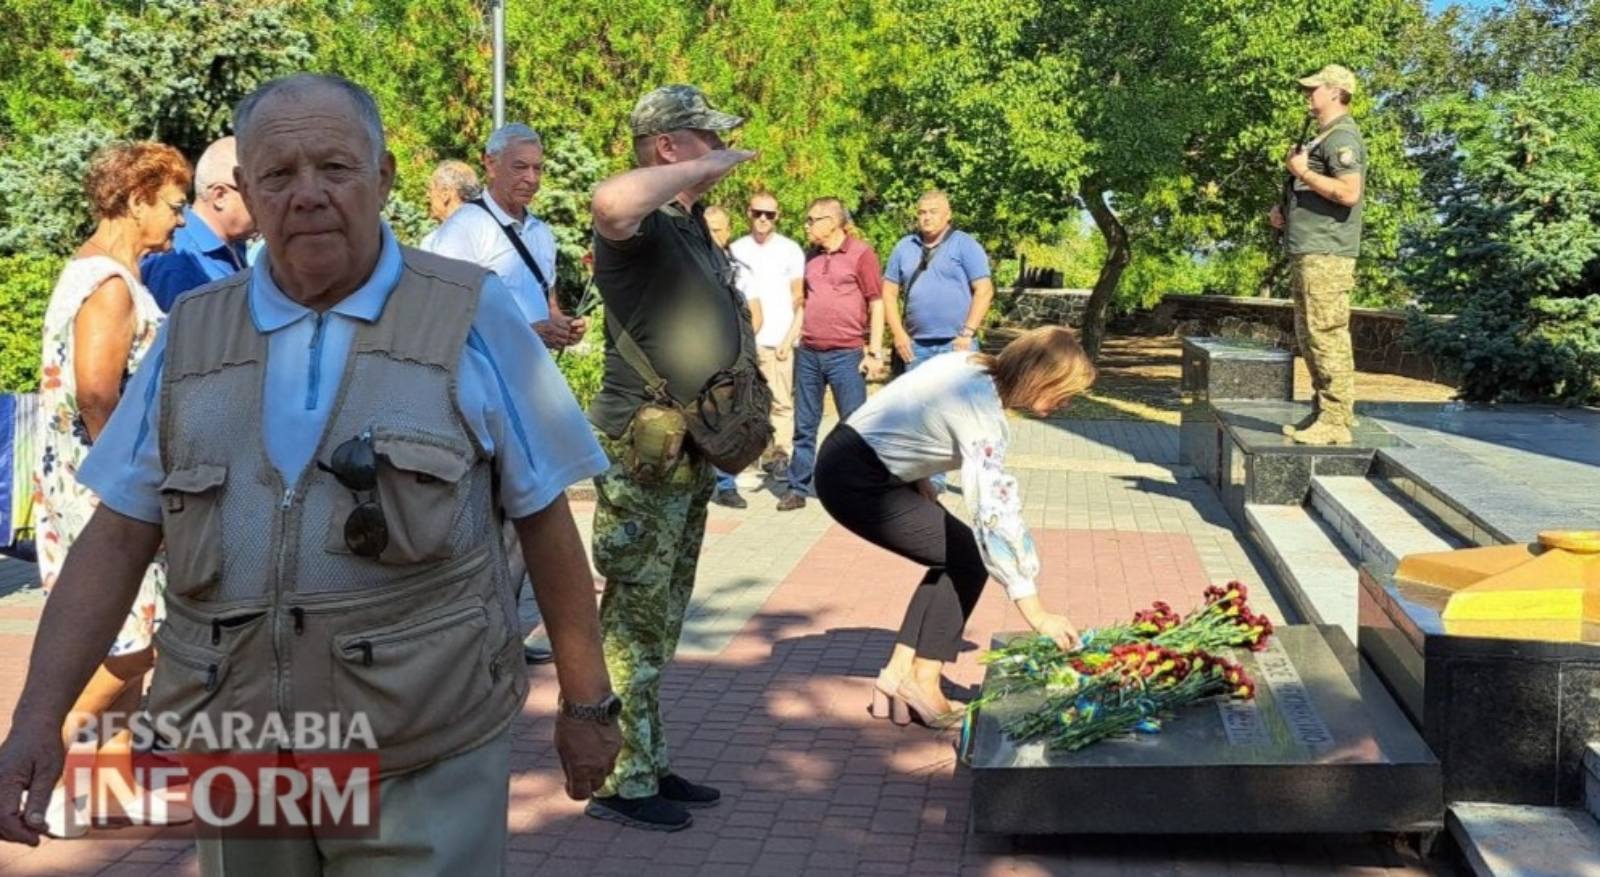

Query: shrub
<box><xmin>554</xmin><ymin>307</ymin><xmax>605</xmax><ymax>411</ymax></box>
<box><xmin>0</xmin><ymin>254</ymin><xmax>61</xmax><ymax>393</ymax></box>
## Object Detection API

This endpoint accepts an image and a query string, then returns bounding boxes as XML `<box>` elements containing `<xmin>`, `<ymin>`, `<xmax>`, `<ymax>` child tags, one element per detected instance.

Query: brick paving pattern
<box><xmin>0</xmin><ymin>415</ymin><xmax>1450</xmax><ymax>875</ymax></box>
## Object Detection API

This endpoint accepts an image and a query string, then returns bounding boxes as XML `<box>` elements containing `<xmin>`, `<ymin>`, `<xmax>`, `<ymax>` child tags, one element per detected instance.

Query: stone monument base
<box><xmin>965</xmin><ymin>625</ymin><xmax>1441</xmax><ymax>835</ymax></box>
<box><xmin>1359</xmin><ymin>565</ymin><xmax>1600</xmax><ymax>806</ymax></box>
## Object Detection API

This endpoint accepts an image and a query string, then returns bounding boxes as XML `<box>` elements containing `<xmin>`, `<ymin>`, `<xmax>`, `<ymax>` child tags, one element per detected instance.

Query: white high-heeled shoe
<box><xmin>29</xmin><ymin>788</ymin><xmax>90</xmax><ymax>839</ymax></box>
<box><xmin>109</xmin><ymin>787</ymin><xmax>193</xmax><ymax>827</ymax></box>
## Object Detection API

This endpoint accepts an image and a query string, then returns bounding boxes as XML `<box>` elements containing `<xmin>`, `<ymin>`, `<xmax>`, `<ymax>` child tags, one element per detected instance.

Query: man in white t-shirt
<box><xmin>728</xmin><ymin>191</ymin><xmax>805</xmax><ymax>474</ymax></box>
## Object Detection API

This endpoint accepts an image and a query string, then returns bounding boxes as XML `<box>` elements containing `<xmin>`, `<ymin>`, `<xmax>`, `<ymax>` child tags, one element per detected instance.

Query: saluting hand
<box><xmin>698</xmin><ymin>149</ymin><xmax>758</xmax><ymax>189</ymax></box>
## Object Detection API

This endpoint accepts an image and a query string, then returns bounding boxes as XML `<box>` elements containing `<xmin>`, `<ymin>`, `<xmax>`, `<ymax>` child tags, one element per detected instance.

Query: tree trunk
<box><xmin>1079</xmin><ymin>180</ymin><xmax>1131</xmax><ymax>360</ymax></box>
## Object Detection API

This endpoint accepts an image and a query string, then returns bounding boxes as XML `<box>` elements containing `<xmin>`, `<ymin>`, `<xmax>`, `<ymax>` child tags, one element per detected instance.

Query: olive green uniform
<box><xmin>1287</xmin><ymin>114</ymin><xmax>1366</xmax><ymax>428</ymax></box>
<box><xmin>589</xmin><ymin>200</ymin><xmax>745</xmax><ymax>800</ymax></box>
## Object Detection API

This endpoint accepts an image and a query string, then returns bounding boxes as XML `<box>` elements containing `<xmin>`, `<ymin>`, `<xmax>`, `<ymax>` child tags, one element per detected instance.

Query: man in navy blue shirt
<box><xmin>141</xmin><ymin>136</ymin><xmax>255</xmax><ymax>311</ymax></box>
<box><xmin>882</xmin><ymin>190</ymin><xmax>994</xmax><ymax>369</ymax></box>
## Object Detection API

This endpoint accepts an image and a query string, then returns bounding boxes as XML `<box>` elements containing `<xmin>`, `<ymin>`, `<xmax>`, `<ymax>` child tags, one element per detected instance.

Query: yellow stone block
<box><xmin>1392</xmin><ymin>531</ymin><xmax>1600</xmax><ymax>627</ymax></box>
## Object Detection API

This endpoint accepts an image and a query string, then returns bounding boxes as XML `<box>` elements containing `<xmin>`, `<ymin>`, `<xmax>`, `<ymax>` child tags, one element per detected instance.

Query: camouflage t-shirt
<box><xmin>1287</xmin><ymin>115</ymin><xmax>1366</xmax><ymax>258</ymax></box>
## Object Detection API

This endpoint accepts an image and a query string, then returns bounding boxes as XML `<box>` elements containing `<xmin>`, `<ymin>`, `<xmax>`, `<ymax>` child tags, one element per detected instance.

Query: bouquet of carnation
<box><xmin>970</xmin><ymin>582</ymin><xmax>1272</xmax><ymax>751</ymax></box>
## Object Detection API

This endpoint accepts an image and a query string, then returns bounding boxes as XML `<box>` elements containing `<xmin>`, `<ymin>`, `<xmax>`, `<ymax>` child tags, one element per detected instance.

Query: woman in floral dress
<box><xmin>31</xmin><ymin>141</ymin><xmax>190</xmax><ymax>833</ymax></box>
<box><xmin>814</xmin><ymin>327</ymin><xmax>1098</xmax><ymax>728</ymax></box>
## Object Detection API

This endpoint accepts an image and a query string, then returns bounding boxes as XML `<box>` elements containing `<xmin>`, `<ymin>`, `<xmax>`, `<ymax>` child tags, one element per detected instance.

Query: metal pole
<box><xmin>491</xmin><ymin>0</ymin><xmax>506</xmax><ymax>128</ymax></box>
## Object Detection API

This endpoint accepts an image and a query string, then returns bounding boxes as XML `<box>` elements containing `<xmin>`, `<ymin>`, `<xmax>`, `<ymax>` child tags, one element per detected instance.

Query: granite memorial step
<box><xmin>1309</xmin><ymin>475</ymin><xmax>1465</xmax><ymax>577</ymax></box>
<box><xmin>1245</xmin><ymin>503</ymin><xmax>1360</xmax><ymax>641</ymax></box>
<box><xmin>1448</xmin><ymin>802</ymin><xmax>1600</xmax><ymax>877</ymax></box>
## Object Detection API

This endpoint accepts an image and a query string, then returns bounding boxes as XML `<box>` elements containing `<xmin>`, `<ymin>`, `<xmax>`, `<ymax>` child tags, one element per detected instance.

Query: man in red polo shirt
<box><xmin>778</xmin><ymin>197</ymin><xmax>884</xmax><ymax>511</ymax></box>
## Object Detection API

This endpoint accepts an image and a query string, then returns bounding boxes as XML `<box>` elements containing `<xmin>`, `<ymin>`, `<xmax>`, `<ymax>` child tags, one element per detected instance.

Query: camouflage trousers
<box><xmin>590</xmin><ymin>432</ymin><xmax>715</xmax><ymax>799</ymax></box>
<box><xmin>1291</xmin><ymin>254</ymin><xmax>1358</xmax><ymax>427</ymax></box>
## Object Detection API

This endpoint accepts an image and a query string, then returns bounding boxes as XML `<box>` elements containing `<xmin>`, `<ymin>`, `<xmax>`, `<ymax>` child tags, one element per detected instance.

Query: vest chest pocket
<box><xmin>159</xmin><ymin>464</ymin><xmax>227</xmax><ymax>598</ymax></box>
<box><xmin>331</xmin><ymin>604</ymin><xmax>492</xmax><ymax>746</ymax></box>
<box><xmin>325</xmin><ymin>434</ymin><xmax>472</xmax><ymax>564</ymax></box>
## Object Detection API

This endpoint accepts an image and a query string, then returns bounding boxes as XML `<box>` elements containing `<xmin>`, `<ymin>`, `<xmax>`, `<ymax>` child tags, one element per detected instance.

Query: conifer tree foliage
<box><xmin>1406</xmin><ymin>76</ymin><xmax>1600</xmax><ymax>403</ymax></box>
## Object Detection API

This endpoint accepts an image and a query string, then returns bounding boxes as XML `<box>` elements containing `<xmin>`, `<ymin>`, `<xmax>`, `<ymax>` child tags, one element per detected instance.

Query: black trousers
<box><xmin>815</xmin><ymin>425</ymin><xmax>988</xmax><ymax>662</ymax></box>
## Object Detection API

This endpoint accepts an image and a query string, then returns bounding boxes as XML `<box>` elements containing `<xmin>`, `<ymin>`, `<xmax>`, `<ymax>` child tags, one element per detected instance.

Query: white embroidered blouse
<box><xmin>844</xmin><ymin>352</ymin><xmax>1040</xmax><ymax>599</ymax></box>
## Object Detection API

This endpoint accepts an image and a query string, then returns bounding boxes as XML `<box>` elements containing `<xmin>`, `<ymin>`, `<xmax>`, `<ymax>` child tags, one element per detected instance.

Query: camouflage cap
<box><xmin>1298</xmin><ymin>64</ymin><xmax>1358</xmax><ymax>95</ymax></box>
<box><xmin>629</xmin><ymin>85</ymin><xmax>744</xmax><ymax>138</ymax></box>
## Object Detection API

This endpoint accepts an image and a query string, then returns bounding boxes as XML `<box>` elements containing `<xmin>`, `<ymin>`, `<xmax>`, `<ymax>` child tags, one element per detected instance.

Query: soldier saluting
<box><xmin>1268</xmin><ymin>64</ymin><xmax>1367</xmax><ymax>446</ymax></box>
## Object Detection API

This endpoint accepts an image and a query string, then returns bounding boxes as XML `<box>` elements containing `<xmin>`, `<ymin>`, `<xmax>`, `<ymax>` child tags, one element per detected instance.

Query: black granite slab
<box><xmin>1183</xmin><ymin>401</ymin><xmax>1410</xmax><ymax>525</ymax></box>
<box><xmin>966</xmin><ymin>625</ymin><xmax>1441</xmax><ymax>835</ymax></box>
<box><xmin>1358</xmin><ymin>565</ymin><xmax>1600</xmax><ymax>806</ymax></box>
<box><xmin>1181</xmin><ymin>337</ymin><xmax>1294</xmax><ymax>402</ymax></box>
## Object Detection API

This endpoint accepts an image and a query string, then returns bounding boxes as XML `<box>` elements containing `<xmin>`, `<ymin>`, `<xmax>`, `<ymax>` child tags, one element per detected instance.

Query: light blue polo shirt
<box><xmin>883</xmin><ymin>230</ymin><xmax>991</xmax><ymax>341</ymax></box>
<box><xmin>80</xmin><ymin>223</ymin><xmax>607</xmax><ymax>523</ymax></box>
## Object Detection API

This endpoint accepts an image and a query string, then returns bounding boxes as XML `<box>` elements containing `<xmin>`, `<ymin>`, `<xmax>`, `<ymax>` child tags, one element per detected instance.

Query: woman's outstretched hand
<box><xmin>1031</xmin><ymin>612</ymin><xmax>1081</xmax><ymax>651</ymax></box>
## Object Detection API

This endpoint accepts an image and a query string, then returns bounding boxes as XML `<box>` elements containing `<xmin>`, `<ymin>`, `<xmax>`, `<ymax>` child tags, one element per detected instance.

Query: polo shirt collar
<box><xmin>1318</xmin><ymin>113</ymin><xmax>1353</xmax><ymax>134</ymax></box>
<box><xmin>481</xmin><ymin>192</ymin><xmax>540</xmax><ymax>232</ymax></box>
<box><xmin>177</xmin><ymin>206</ymin><xmax>230</xmax><ymax>255</ymax></box>
<box><xmin>249</xmin><ymin>222</ymin><xmax>402</xmax><ymax>333</ymax></box>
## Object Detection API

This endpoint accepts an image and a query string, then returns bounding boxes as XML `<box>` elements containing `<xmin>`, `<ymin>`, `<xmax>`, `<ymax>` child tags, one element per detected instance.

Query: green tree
<box><xmin>1406</xmin><ymin>76</ymin><xmax>1600</xmax><ymax>403</ymax></box>
<box><xmin>870</xmin><ymin>0</ymin><xmax>1424</xmax><ymax>358</ymax></box>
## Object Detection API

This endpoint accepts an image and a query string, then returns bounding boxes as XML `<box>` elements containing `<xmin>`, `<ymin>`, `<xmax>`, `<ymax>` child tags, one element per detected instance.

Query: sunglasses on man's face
<box><xmin>803</xmin><ymin>214</ymin><xmax>832</xmax><ymax>226</ymax></box>
<box><xmin>748</xmin><ymin>209</ymin><xmax>778</xmax><ymax>220</ymax></box>
<box><xmin>318</xmin><ymin>432</ymin><xmax>389</xmax><ymax>558</ymax></box>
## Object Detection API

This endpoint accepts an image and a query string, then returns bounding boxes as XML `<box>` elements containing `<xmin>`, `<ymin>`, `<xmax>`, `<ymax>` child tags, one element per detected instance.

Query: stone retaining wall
<box><xmin>995</xmin><ymin>287</ymin><xmax>1091</xmax><ymax>328</ymax></box>
<box><xmin>1147</xmin><ymin>295</ymin><xmax>1456</xmax><ymax>384</ymax></box>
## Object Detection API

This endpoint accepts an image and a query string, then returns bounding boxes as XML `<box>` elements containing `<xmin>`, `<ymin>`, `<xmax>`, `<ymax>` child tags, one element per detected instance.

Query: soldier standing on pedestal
<box><xmin>1268</xmin><ymin>64</ymin><xmax>1367</xmax><ymax>446</ymax></box>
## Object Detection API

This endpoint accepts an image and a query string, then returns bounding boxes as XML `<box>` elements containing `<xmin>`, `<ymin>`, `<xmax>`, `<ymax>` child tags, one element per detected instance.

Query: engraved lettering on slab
<box><xmin>1255</xmin><ymin>640</ymin><xmax>1335</xmax><ymax>748</ymax></box>
<box><xmin>1217</xmin><ymin>697</ymin><xmax>1270</xmax><ymax>746</ymax></box>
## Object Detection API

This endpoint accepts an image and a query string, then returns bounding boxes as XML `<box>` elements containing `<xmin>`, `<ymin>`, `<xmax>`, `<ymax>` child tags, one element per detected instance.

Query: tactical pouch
<box><xmin>623</xmin><ymin>402</ymin><xmax>688</xmax><ymax>484</ymax></box>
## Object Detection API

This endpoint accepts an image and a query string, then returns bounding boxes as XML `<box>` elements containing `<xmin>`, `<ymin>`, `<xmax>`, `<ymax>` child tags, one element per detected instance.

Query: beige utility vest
<box><xmin>147</xmin><ymin>247</ymin><xmax>527</xmax><ymax>777</ymax></box>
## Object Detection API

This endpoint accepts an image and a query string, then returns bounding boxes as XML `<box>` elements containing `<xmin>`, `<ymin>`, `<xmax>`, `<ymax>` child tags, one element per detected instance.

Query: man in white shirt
<box><xmin>728</xmin><ymin>191</ymin><xmax>804</xmax><ymax>475</ymax></box>
<box><xmin>423</xmin><ymin>123</ymin><xmax>586</xmax><ymax>350</ymax></box>
<box><xmin>417</xmin><ymin>159</ymin><xmax>481</xmax><ymax>251</ymax></box>
<box><xmin>423</xmin><ymin>124</ymin><xmax>588</xmax><ymax>664</ymax></box>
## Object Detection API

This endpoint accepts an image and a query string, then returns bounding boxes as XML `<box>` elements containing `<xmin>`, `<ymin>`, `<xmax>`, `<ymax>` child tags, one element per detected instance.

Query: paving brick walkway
<box><xmin>0</xmin><ymin>416</ymin><xmax>1450</xmax><ymax>875</ymax></box>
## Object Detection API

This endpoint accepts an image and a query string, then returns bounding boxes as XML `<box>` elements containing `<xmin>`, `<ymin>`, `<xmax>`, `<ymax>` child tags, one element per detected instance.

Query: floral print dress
<box><xmin>32</xmin><ymin>256</ymin><xmax>167</xmax><ymax>656</ymax></box>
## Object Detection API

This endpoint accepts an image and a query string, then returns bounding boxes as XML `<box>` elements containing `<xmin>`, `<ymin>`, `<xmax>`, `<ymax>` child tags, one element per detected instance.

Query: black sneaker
<box><xmin>658</xmin><ymin>773</ymin><xmax>721</xmax><ymax>809</ymax></box>
<box><xmin>585</xmin><ymin>794</ymin><xmax>692</xmax><ymax>831</ymax></box>
<box><xmin>776</xmin><ymin>493</ymin><xmax>806</xmax><ymax>512</ymax></box>
<box><xmin>713</xmin><ymin>488</ymin><xmax>748</xmax><ymax>509</ymax></box>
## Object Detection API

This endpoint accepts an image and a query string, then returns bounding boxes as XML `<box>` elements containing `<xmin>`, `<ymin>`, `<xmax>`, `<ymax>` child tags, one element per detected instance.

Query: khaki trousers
<box><xmin>757</xmin><ymin>345</ymin><xmax>796</xmax><ymax>462</ymax></box>
<box><xmin>195</xmin><ymin>728</ymin><xmax>511</xmax><ymax>876</ymax></box>
<box><xmin>1290</xmin><ymin>253</ymin><xmax>1358</xmax><ymax>427</ymax></box>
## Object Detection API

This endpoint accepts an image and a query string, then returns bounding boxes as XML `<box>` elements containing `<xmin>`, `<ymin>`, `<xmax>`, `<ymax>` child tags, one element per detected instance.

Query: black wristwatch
<box><xmin>559</xmin><ymin>692</ymin><xmax>622</xmax><ymax>725</ymax></box>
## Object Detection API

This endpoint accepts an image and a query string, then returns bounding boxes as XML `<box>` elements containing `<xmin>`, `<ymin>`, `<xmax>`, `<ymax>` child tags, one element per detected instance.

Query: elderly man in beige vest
<box><xmin>0</xmin><ymin>74</ymin><xmax>621</xmax><ymax>875</ymax></box>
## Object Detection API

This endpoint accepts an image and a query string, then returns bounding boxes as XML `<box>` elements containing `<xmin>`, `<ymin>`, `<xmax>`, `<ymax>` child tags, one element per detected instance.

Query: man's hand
<box><xmin>534</xmin><ymin>313</ymin><xmax>587</xmax><ymax>349</ymax></box>
<box><xmin>914</xmin><ymin>478</ymin><xmax>939</xmax><ymax>502</ymax></box>
<box><xmin>1285</xmin><ymin>147</ymin><xmax>1309</xmax><ymax>180</ymax></box>
<box><xmin>859</xmin><ymin>351</ymin><xmax>887</xmax><ymax>379</ymax></box>
<box><xmin>0</xmin><ymin>718</ymin><xmax>66</xmax><ymax>846</ymax></box>
<box><xmin>952</xmin><ymin>334</ymin><xmax>975</xmax><ymax>352</ymax></box>
<box><xmin>553</xmin><ymin>714</ymin><xmax>622</xmax><ymax>801</ymax></box>
<box><xmin>774</xmin><ymin>344</ymin><xmax>790</xmax><ymax>362</ymax></box>
<box><xmin>1268</xmin><ymin>204</ymin><xmax>1286</xmax><ymax>230</ymax></box>
<box><xmin>694</xmin><ymin>149</ymin><xmax>759</xmax><ymax>193</ymax></box>
<box><xmin>892</xmin><ymin>330</ymin><xmax>914</xmax><ymax>365</ymax></box>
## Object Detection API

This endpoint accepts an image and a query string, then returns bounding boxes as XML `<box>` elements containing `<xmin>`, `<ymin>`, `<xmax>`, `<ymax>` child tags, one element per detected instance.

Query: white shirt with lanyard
<box><xmin>421</xmin><ymin>194</ymin><xmax>556</xmax><ymax>324</ymax></box>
